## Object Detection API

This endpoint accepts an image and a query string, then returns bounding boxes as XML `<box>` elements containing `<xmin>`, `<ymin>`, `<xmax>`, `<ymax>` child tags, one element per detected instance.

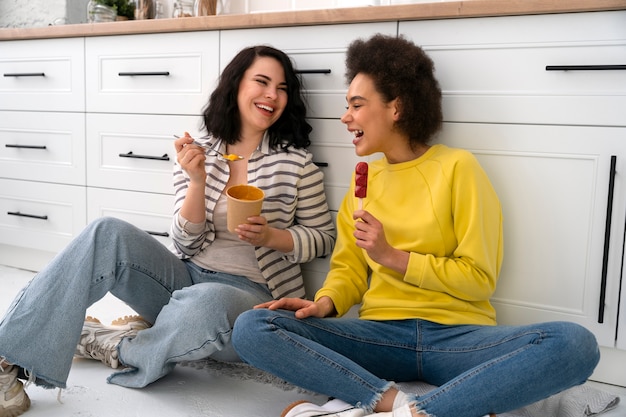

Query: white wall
<box><xmin>0</xmin><ymin>0</ymin><xmax>68</xmax><ymax>28</ymax></box>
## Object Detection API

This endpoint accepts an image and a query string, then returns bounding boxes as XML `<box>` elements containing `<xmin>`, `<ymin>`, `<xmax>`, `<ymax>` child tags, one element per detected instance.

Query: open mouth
<box><xmin>352</xmin><ymin>129</ymin><xmax>364</xmax><ymax>145</ymax></box>
<box><xmin>256</xmin><ymin>103</ymin><xmax>274</xmax><ymax>113</ymax></box>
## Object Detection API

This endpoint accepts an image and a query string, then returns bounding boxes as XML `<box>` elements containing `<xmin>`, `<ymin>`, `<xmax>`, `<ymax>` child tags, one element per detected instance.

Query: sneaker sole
<box><xmin>281</xmin><ymin>400</ymin><xmax>312</xmax><ymax>417</ymax></box>
<box><xmin>0</xmin><ymin>390</ymin><xmax>31</xmax><ymax>417</ymax></box>
<box><xmin>111</xmin><ymin>315</ymin><xmax>151</xmax><ymax>331</ymax></box>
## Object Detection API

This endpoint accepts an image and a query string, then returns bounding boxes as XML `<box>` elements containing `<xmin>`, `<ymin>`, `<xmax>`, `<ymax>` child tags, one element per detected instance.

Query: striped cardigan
<box><xmin>169</xmin><ymin>133</ymin><xmax>336</xmax><ymax>299</ymax></box>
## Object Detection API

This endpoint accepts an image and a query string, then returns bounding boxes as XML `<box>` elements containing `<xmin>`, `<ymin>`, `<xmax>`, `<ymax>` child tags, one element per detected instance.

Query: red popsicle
<box><xmin>355</xmin><ymin>162</ymin><xmax>368</xmax><ymax>209</ymax></box>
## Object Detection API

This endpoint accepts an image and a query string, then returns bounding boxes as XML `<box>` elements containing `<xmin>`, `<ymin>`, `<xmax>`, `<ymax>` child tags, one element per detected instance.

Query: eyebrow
<box><xmin>346</xmin><ymin>95</ymin><xmax>366</xmax><ymax>103</ymax></box>
<box><xmin>255</xmin><ymin>73</ymin><xmax>288</xmax><ymax>87</ymax></box>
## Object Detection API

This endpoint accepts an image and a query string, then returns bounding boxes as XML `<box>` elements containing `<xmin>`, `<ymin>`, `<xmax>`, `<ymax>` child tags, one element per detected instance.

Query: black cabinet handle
<box><xmin>295</xmin><ymin>69</ymin><xmax>331</xmax><ymax>75</ymax></box>
<box><xmin>3</xmin><ymin>72</ymin><xmax>45</xmax><ymax>77</ymax></box>
<box><xmin>119</xmin><ymin>151</ymin><xmax>170</xmax><ymax>161</ymax></box>
<box><xmin>546</xmin><ymin>65</ymin><xmax>626</xmax><ymax>71</ymax></box>
<box><xmin>118</xmin><ymin>71</ymin><xmax>171</xmax><ymax>76</ymax></box>
<box><xmin>7</xmin><ymin>211</ymin><xmax>48</xmax><ymax>220</ymax></box>
<box><xmin>145</xmin><ymin>230</ymin><xmax>170</xmax><ymax>237</ymax></box>
<box><xmin>5</xmin><ymin>144</ymin><xmax>47</xmax><ymax>150</ymax></box>
<box><xmin>598</xmin><ymin>155</ymin><xmax>617</xmax><ymax>324</ymax></box>
<box><xmin>313</xmin><ymin>161</ymin><xmax>329</xmax><ymax>167</ymax></box>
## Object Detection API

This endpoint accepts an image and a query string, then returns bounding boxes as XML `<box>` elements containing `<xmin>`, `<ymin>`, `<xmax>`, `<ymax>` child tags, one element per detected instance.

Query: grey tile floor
<box><xmin>1</xmin><ymin>264</ymin><xmax>623</xmax><ymax>417</ymax></box>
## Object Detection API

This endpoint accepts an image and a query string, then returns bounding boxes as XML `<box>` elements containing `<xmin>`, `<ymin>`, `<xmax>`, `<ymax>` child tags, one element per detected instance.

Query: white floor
<box><xmin>1</xmin><ymin>264</ymin><xmax>624</xmax><ymax>417</ymax></box>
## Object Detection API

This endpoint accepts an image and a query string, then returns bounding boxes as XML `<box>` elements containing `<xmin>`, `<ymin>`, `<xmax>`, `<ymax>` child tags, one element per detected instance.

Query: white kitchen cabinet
<box><xmin>400</xmin><ymin>10</ymin><xmax>626</xmax><ymax>385</ymax></box>
<box><xmin>0</xmin><ymin>178</ymin><xmax>87</xmax><ymax>256</ymax></box>
<box><xmin>86</xmin><ymin>113</ymin><xmax>202</xmax><ymax>195</ymax></box>
<box><xmin>221</xmin><ymin>23</ymin><xmax>396</xmax><ymax>119</ymax></box>
<box><xmin>87</xmin><ymin>188</ymin><xmax>174</xmax><ymax>247</ymax></box>
<box><xmin>85</xmin><ymin>32</ymin><xmax>220</xmax><ymax>115</ymax></box>
<box><xmin>401</xmin><ymin>11</ymin><xmax>626</xmax><ymax>127</ymax></box>
<box><xmin>437</xmin><ymin>122</ymin><xmax>626</xmax><ymax>347</ymax></box>
<box><xmin>0</xmin><ymin>38</ymin><xmax>86</xmax><ymax>269</ymax></box>
<box><xmin>84</xmin><ymin>32</ymin><xmax>217</xmax><ymax>248</ymax></box>
<box><xmin>0</xmin><ymin>37</ymin><xmax>85</xmax><ymax>112</ymax></box>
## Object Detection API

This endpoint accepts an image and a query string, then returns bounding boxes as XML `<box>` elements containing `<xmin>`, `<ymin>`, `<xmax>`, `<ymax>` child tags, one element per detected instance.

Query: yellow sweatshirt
<box><xmin>315</xmin><ymin>144</ymin><xmax>503</xmax><ymax>325</ymax></box>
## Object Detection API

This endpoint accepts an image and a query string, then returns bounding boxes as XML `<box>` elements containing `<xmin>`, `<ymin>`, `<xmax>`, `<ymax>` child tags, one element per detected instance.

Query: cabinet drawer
<box><xmin>0</xmin><ymin>111</ymin><xmax>86</xmax><ymax>185</ymax></box>
<box><xmin>400</xmin><ymin>11</ymin><xmax>626</xmax><ymax>126</ymax></box>
<box><xmin>0</xmin><ymin>178</ymin><xmax>86</xmax><ymax>253</ymax></box>
<box><xmin>0</xmin><ymin>38</ymin><xmax>85</xmax><ymax>112</ymax></box>
<box><xmin>87</xmin><ymin>188</ymin><xmax>174</xmax><ymax>247</ymax></box>
<box><xmin>220</xmin><ymin>22</ymin><xmax>397</xmax><ymax>118</ymax></box>
<box><xmin>86</xmin><ymin>113</ymin><xmax>203</xmax><ymax>194</ymax></box>
<box><xmin>86</xmin><ymin>32</ymin><xmax>220</xmax><ymax>115</ymax></box>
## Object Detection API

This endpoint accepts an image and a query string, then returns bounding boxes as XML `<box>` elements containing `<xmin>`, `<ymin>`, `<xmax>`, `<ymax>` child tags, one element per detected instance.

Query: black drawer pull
<box><xmin>546</xmin><ymin>65</ymin><xmax>626</xmax><ymax>71</ymax></box>
<box><xmin>119</xmin><ymin>151</ymin><xmax>170</xmax><ymax>161</ymax></box>
<box><xmin>295</xmin><ymin>69</ymin><xmax>332</xmax><ymax>75</ymax></box>
<box><xmin>118</xmin><ymin>71</ymin><xmax>171</xmax><ymax>77</ymax></box>
<box><xmin>3</xmin><ymin>72</ymin><xmax>45</xmax><ymax>77</ymax></box>
<box><xmin>146</xmin><ymin>230</ymin><xmax>170</xmax><ymax>237</ymax></box>
<box><xmin>598</xmin><ymin>155</ymin><xmax>617</xmax><ymax>324</ymax></box>
<box><xmin>7</xmin><ymin>211</ymin><xmax>48</xmax><ymax>220</ymax></box>
<box><xmin>313</xmin><ymin>161</ymin><xmax>329</xmax><ymax>167</ymax></box>
<box><xmin>5</xmin><ymin>144</ymin><xmax>47</xmax><ymax>150</ymax></box>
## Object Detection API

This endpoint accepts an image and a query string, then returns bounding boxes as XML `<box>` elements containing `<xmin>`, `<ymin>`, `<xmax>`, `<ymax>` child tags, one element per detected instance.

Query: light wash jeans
<box><xmin>232</xmin><ymin>309</ymin><xmax>600</xmax><ymax>417</ymax></box>
<box><xmin>0</xmin><ymin>217</ymin><xmax>272</xmax><ymax>389</ymax></box>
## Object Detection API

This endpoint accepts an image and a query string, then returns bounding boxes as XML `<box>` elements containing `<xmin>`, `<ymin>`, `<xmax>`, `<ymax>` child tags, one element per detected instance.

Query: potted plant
<box><xmin>89</xmin><ymin>0</ymin><xmax>136</xmax><ymax>20</ymax></box>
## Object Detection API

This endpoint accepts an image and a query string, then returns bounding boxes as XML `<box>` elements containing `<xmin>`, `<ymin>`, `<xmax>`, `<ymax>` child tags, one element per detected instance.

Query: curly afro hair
<box><xmin>345</xmin><ymin>34</ymin><xmax>443</xmax><ymax>148</ymax></box>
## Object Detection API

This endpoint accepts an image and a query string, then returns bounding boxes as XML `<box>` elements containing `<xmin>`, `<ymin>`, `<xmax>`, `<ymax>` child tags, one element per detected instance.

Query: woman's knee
<box><xmin>232</xmin><ymin>309</ymin><xmax>274</xmax><ymax>350</ymax></box>
<box><xmin>551</xmin><ymin>321</ymin><xmax>600</xmax><ymax>376</ymax></box>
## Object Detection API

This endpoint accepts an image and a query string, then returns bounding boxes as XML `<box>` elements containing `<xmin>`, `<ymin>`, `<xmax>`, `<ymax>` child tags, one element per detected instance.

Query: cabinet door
<box><xmin>437</xmin><ymin>122</ymin><xmax>626</xmax><ymax>347</ymax></box>
<box><xmin>0</xmin><ymin>38</ymin><xmax>85</xmax><ymax>112</ymax></box>
<box><xmin>0</xmin><ymin>178</ymin><xmax>87</xmax><ymax>253</ymax></box>
<box><xmin>86</xmin><ymin>32</ymin><xmax>219</xmax><ymax>115</ymax></box>
<box><xmin>220</xmin><ymin>23</ymin><xmax>397</xmax><ymax>118</ymax></box>
<box><xmin>86</xmin><ymin>113</ymin><xmax>203</xmax><ymax>195</ymax></box>
<box><xmin>0</xmin><ymin>111</ymin><xmax>86</xmax><ymax>185</ymax></box>
<box><xmin>87</xmin><ymin>188</ymin><xmax>174</xmax><ymax>247</ymax></box>
<box><xmin>399</xmin><ymin>11</ymin><xmax>626</xmax><ymax>127</ymax></box>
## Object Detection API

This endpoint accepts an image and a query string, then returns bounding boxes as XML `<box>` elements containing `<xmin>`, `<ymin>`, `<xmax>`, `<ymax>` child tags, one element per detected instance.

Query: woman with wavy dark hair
<box><xmin>232</xmin><ymin>35</ymin><xmax>599</xmax><ymax>417</ymax></box>
<box><xmin>0</xmin><ymin>45</ymin><xmax>335</xmax><ymax>416</ymax></box>
<box><xmin>204</xmin><ymin>45</ymin><xmax>311</xmax><ymax>150</ymax></box>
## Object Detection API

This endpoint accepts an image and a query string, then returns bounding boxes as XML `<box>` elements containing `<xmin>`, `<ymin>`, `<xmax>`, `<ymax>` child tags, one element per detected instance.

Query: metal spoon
<box><xmin>173</xmin><ymin>135</ymin><xmax>244</xmax><ymax>161</ymax></box>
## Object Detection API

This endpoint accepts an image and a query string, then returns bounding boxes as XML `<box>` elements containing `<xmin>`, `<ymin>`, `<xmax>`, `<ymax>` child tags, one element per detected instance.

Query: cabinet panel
<box><xmin>85</xmin><ymin>32</ymin><xmax>220</xmax><ymax>115</ymax></box>
<box><xmin>0</xmin><ymin>37</ymin><xmax>85</xmax><ymax>112</ymax></box>
<box><xmin>400</xmin><ymin>11</ymin><xmax>626</xmax><ymax>126</ymax></box>
<box><xmin>0</xmin><ymin>111</ymin><xmax>86</xmax><ymax>185</ymax></box>
<box><xmin>0</xmin><ymin>178</ymin><xmax>86</xmax><ymax>253</ymax></box>
<box><xmin>437</xmin><ymin>122</ymin><xmax>626</xmax><ymax>347</ymax></box>
<box><xmin>220</xmin><ymin>23</ymin><xmax>397</xmax><ymax>119</ymax></box>
<box><xmin>86</xmin><ymin>113</ymin><xmax>203</xmax><ymax>195</ymax></box>
<box><xmin>87</xmin><ymin>188</ymin><xmax>174</xmax><ymax>247</ymax></box>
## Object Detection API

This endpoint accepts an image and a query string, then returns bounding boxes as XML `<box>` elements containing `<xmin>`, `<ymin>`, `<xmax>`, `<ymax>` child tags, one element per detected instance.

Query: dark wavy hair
<box><xmin>201</xmin><ymin>45</ymin><xmax>312</xmax><ymax>150</ymax></box>
<box><xmin>345</xmin><ymin>34</ymin><xmax>443</xmax><ymax>148</ymax></box>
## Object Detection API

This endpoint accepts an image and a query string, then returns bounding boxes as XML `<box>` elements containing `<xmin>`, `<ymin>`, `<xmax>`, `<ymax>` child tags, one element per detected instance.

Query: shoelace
<box><xmin>83</xmin><ymin>340</ymin><xmax>118</xmax><ymax>367</ymax></box>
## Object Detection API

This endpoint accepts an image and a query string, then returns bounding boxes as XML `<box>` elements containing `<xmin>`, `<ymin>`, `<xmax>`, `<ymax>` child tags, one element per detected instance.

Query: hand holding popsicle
<box><xmin>355</xmin><ymin>162</ymin><xmax>368</xmax><ymax>209</ymax></box>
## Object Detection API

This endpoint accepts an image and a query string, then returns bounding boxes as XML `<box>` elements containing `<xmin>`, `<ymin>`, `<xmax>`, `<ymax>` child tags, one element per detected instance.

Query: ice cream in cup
<box><xmin>226</xmin><ymin>184</ymin><xmax>265</xmax><ymax>233</ymax></box>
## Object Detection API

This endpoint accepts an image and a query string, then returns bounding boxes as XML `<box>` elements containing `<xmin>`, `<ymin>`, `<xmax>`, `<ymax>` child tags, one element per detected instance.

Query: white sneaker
<box><xmin>281</xmin><ymin>399</ymin><xmax>367</xmax><ymax>417</ymax></box>
<box><xmin>0</xmin><ymin>364</ymin><xmax>30</xmax><ymax>417</ymax></box>
<box><xmin>74</xmin><ymin>316</ymin><xmax>148</xmax><ymax>369</ymax></box>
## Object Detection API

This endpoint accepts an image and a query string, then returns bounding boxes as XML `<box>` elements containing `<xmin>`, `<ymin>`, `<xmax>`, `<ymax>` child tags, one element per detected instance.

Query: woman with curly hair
<box><xmin>232</xmin><ymin>34</ymin><xmax>599</xmax><ymax>417</ymax></box>
<box><xmin>0</xmin><ymin>45</ymin><xmax>335</xmax><ymax>416</ymax></box>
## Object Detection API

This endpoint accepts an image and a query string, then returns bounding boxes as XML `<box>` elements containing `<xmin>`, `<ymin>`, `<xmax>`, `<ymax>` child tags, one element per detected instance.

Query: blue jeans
<box><xmin>232</xmin><ymin>309</ymin><xmax>600</xmax><ymax>417</ymax></box>
<box><xmin>0</xmin><ymin>217</ymin><xmax>272</xmax><ymax>389</ymax></box>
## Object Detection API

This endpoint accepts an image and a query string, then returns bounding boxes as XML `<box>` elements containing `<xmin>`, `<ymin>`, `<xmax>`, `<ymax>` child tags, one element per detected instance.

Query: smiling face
<box><xmin>341</xmin><ymin>73</ymin><xmax>400</xmax><ymax>158</ymax></box>
<box><xmin>237</xmin><ymin>56</ymin><xmax>288</xmax><ymax>138</ymax></box>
